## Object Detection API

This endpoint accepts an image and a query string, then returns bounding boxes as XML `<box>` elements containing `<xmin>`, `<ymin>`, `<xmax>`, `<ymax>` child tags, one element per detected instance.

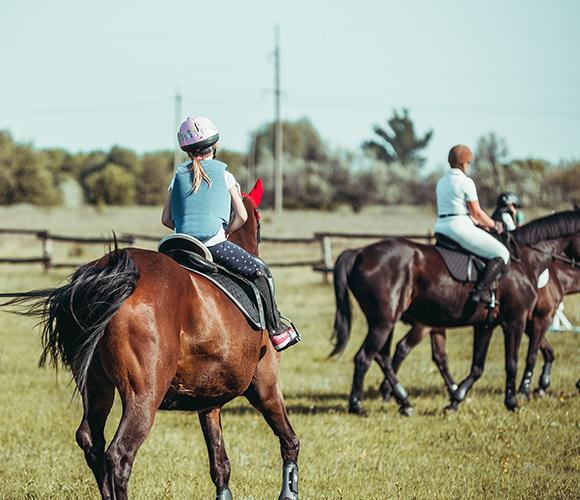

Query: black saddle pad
<box><xmin>162</xmin><ymin>249</ymin><xmax>265</xmax><ymax>330</ymax></box>
<box><xmin>434</xmin><ymin>234</ymin><xmax>487</xmax><ymax>283</ymax></box>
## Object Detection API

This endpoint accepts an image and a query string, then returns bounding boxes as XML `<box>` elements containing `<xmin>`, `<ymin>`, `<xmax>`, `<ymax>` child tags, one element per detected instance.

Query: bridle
<box><xmin>529</xmin><ymin>244</ymin><xmax>580</xmax><ymax>269</ymax></box>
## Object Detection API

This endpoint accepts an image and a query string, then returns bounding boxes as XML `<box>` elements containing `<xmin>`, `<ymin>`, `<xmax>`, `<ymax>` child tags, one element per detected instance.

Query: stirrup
<box><xmin>270</xmin><ymin>316</ymin><xmax>301</xmax><ymax>352</ymax></box>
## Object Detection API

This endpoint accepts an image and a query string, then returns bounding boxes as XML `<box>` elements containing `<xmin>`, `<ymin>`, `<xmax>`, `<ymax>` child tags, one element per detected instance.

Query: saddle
<box><xmin>158</xmin><ymin>234</ymin><xmax>265</xmax><ymax>329</ymax></box>
<box><xmin>434</xmin><ymin>233</ymin><xmax>487</xmax><ymax>283</ymax></box>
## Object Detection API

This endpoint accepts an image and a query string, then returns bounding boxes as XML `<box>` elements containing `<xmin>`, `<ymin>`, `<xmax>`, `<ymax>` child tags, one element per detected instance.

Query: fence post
<box><xmin>320</xmin><ymin>235</ymin><xmax>333</xmax><ymax>284</ymax></box>
<box><xmin>39</xmin><ymin>231</ymin><xmax>53</xmax><ymax>273</ymax></box>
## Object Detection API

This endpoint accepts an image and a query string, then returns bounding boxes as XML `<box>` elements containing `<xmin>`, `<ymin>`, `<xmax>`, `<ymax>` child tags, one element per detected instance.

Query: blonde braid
<box><xmin>191</xmin><ymin>156</ymin><xmax>213</xmax><ymax>192</ymax></box>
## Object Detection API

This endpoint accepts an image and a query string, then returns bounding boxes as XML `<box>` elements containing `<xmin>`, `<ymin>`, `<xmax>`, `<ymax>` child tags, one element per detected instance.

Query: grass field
<box><xmin>0</xmin><ymin>205</ymin><xmax>578</xmax><ymax>499</ymax></box>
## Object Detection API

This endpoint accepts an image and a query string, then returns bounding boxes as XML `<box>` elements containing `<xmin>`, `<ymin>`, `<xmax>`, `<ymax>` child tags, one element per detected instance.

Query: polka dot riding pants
<box><xmin>208</xmin><ymin>240</ymin><xmax>263</xmax><ymax>278</ymax></box>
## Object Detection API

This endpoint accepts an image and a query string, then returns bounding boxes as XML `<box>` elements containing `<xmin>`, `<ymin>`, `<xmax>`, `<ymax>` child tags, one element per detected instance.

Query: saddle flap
<box><xmin>158</xmin><ymin>243</ymin><xmax>265</xmax><ymax>330</ymax></box>
<box><xmin>158</xmin><ymin>233</ymin><xmax>213</xmax><ymax>261</ymax></box>
<box><xmin>435</xmin><ymin>246</ymin><xmax>487</xmax><ymax>283</ymax></box>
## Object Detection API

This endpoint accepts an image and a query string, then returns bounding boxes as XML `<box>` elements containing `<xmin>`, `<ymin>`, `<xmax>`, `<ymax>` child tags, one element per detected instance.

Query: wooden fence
<box><xmin>0</xmin><ymin>228</ymin><xmax>435</xmax><ymax>281</ymax></box>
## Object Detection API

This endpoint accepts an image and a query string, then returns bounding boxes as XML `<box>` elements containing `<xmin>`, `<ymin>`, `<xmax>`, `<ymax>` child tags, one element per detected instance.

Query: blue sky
<box><xmin>1</xmin><ymin>0</ymin><xmax>579</xmax><ymax>170</ymax></box>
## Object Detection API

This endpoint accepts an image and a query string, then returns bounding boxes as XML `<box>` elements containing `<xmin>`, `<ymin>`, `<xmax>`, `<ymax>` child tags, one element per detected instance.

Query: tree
<box><xmin>0</xmin><ymin>131</ymin><xmax>62</xmax><ymax>205</ymax></box>
<box><xmin>83</xmin><ymin>163</ymin><xmax>136</xmax><ymax>205</ymax></box>
<box><xmin>252</xmin><ymin>118</ymin><xmax>328</xmax><ymax>164</ymax></box>
<box><xmin>135</xmin><ymin>152</ymin><xmax>173</xmax><ymax>205</ymax></box>
<box><xmin>108</xmin><ymin>145</ymin><xmax>140</xmax><ymax>174</ymax></box>
<box><xmin>474</xmin><ymin>132</ymin><xmax>509</xmax><ymax>190</ymax></box>
<box><xmin>545</xmin><ymin>162</ymin><xmax>580</xmax><ymax>207</ymax></box>
<box><xmin>217</xmin><ymin>148</ymin><xmax>247</xmax><ymax>179</ymax></box>
<box><xmin>363</xmin><ymin>109</ymin><xmax>433</xmax><ymax>166</ymax></box>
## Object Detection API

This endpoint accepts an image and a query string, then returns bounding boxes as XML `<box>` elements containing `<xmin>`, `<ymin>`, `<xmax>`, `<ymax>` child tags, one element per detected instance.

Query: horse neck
<box><xmin>227</xmin><ymin>198</ymin><xmax>259</xmax><ymax>256</ymax></box>
<box><xmin>522</xmin><ymin>237</ymin><xmax>572</xmax><ymax>276</ymax></box>
<box><xmin>554</xmin><ymin>261</ymin><xmax>580</xmax><ymax>294</ymax></box>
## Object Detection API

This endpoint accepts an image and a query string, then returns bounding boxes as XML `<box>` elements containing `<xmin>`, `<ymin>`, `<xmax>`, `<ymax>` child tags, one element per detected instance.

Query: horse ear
<box><xmin>248</xmin><ymin>178</ymin><xmax>264</xmax><ymax>207</ymax></box>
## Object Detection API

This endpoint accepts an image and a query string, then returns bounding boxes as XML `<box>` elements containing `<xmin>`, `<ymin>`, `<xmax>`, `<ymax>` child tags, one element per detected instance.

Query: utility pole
<box><xmin>173</xmin><ymin>91</ymin><xmax>182</xmax><ymax>171</ymax></box>
<box><xmin>273</xmin><ymin>25</ymin><xmax>283</xmax><ymax>214</ymax></box>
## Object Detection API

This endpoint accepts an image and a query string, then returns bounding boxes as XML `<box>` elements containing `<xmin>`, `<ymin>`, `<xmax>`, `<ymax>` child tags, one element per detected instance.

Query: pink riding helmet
<box><xmin>177</xmin><ymin>116</ymin><xmax>220</xmax><ymax>153</ymax></box>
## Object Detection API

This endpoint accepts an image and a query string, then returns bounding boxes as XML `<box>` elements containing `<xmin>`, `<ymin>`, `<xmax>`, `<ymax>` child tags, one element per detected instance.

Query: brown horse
<box><xmin>378</xmin><ymin>254</ymin><xmax>579</xmax><ymax>403</ymax></box>
<box><xmin>330</xmin><ymin>210</ymin><xmax>580</xmax><ymax>415</ymax></box>
<box><xmin>7</xmin><ymin>181</ymin><xmax>300</xmax><ymax>500</ymax></box>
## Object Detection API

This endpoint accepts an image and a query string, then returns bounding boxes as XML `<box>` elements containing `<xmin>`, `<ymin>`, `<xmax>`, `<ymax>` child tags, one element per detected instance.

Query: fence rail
<box><xmin>0</xmin><ymin>228</ymin><xmax>435</xmax><ymax>280</ymax></box>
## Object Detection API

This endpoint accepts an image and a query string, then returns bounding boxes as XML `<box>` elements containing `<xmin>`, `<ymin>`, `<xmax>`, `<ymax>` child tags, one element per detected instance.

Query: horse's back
<box><xmin>101</xmin><ymin>247</ymin><xmax>265</xmax><ymax>410</ymax></box>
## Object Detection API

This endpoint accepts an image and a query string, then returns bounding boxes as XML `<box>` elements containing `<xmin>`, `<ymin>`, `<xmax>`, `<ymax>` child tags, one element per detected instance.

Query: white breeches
<box><xmin>435</xmin><ymin>215</ymin><xmax>510</xmax><ymax>265</ymax></box>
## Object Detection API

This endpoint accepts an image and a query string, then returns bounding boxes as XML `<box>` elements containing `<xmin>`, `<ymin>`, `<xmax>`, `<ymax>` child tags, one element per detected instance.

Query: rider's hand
<box><xmin>494</xmin><ymin>220</ymin><xmax>504</xmax><ymax>234</ymax></box>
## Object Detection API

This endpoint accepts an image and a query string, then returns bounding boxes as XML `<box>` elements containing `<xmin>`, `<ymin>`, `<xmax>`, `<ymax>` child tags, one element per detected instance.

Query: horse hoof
<box><xmin>399</xmin><ymin>404</ymin><xmax>414</xmax><ymax>417</ymax></box>
<box><xmin>348</xmin><ymin>401</ymin><xmax>366</xmax><ymax>416</ymax></box>
<box><xmin>505</xmin><ymin>398</ymin><xmax>518</xmax><ymax>412</ymax></box>
<box><xmin>533</xmin><ymin>388</ymin><xmax>547</xmax><ymax>399</ymax></box>
<box><xmin>443</xmin><ymin>402</ymin><xmax>458</xmax><ymax>414</ymax></box>
<box><xmin>518</xmin><ymin>389</ymin><xmax>531</xmax><ymax>402</ymax></box>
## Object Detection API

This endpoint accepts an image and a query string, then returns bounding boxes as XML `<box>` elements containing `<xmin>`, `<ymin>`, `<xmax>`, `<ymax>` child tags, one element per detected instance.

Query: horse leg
<box><xmin>379</xmin><ymin>323</ymin><xmax>428</xmax><ymax>401</ymax></box>
<box><xmin>245</xmin><ymin>350</ymin><xmax>300</xmax><ymax>500</ymax></box>
<box><xmin>535</xmin><ymin>336</ymin><xmax>555</xmax><ymax>397</ymax></box>
<box><xmin>374</xmin><ymin>338</ymin><xmax>413</xmax><ymax>416</ymax></box>
<box><xmin>75</xmin><ymin>358</ymin><xmax>115</xmax><ymax>497</ymax></box>
<box><xmin>376</xmin><ymin>331</ymin><xmax>394</xmax><ymax>401</ymax></box>
<box><xmin>350</xmin><ymin>322</ymin><xmax>396</xmax><ymax>415</ymax></box>
<box><xmin>198</xmin><ymin>409</ymin><xmax>232</xmax><ymax>500</ymax></box>
<box><xmin>101</xmin><ymin>389</ymin><xmax>158</xmax><ymax>500</ymax></box>
<box><xmin>430</xmin><ymin>328</ymin><xmax>457</xmax><ymax>397</ymax></box>
<box><xmin>518</xmin><ymin>318</ymin><xmax>549</xmax><ymax>400</ymax></box>
<box><xmin>503</xmin><ymin>319</ymin><xmax>525</xmax><ymax>411</ymax></box>
<box><xmin>446</xmin><ymin>324</ymin><xmax>493</xmax><ymax>412</ymax></box>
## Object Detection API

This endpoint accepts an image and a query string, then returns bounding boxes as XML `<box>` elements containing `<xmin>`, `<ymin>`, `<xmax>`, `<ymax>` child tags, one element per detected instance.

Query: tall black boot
<box><xmin>470</xmin><ymin>257</ymin><xmax>506</xmax><ymax>304</ymax></box>
<box><xmin>252</xmin><ymin>268</ymin><xmax>300</xmax><ymax>352</ymax></box>
<box><xmin>253</xmin><ymin>271</ymin><xmax>283</xmax><ymax>333</ymax></box>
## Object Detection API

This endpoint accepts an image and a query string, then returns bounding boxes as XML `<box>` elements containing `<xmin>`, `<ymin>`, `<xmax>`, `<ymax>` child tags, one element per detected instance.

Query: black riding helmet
<box><xmin>497</xmin><ymin>192</ymin><xmax>522</xmax><ymax>208</ymax></box>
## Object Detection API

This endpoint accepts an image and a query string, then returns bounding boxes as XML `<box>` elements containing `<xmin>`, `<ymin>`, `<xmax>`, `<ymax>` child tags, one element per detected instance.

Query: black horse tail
<box><xmin>329</xmin><ymin>248</ymin><xmax>360</xmax><ymax>357</ymax></box>
<box><xmin>2</xmin><ymin>244</ymin><xmax>139</xmax><ymax>395</ymax></box>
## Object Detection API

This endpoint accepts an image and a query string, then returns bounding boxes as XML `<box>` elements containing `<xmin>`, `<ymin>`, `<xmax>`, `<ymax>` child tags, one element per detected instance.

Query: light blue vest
<box><xmin>171</xmin><ymin>160</ymin><xmax>231</xmax><ymax>242</ymax></box>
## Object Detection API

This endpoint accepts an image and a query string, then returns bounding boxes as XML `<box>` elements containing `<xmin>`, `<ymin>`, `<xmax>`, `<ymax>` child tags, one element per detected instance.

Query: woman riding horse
<box><xmin>435</xmin><ymin>145</ymin><xmax>509</xmax><ymax>303</ymax></box>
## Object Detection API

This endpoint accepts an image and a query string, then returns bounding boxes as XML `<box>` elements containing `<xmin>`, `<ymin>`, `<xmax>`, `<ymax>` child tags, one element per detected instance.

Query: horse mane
<box><xmin>513</xmin><ymin>209</ymin><xmax>580</xmax><ymax>246</ymax></box>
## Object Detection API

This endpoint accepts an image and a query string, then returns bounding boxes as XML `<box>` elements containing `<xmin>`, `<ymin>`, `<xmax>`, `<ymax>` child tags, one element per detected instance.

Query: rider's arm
<box><xmin>225</xmin><ymin>187</ymin><xmax>247</xmax><ymax>237</ymax></box>
<box><xmin>467</xmin><ymin>200</ymin><xmax>501</xmax><ymax>232</ymax></box>
<box><xmin>161</xmin><ymin>190</ymin><xmax>174</xmax><ymax>229</ymax></box>
<box><xmin>464</xmin><ymin>177</ymin><xmax>502</xmax><ymax>233</ymax></box>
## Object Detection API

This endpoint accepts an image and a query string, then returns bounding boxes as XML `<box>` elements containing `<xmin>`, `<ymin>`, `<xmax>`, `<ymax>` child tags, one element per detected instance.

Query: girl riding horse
<box><xmin>162</xmin><ymin>116</ymin><xmax>300</xmax><ymax>352</ymax></box>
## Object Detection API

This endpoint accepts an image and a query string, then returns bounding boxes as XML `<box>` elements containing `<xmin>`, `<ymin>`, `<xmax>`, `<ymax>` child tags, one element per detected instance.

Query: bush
<box><xmin>83</xmin><ymin>163</ymin><xmax>136</xmax><ymax>205</ymax></box>
<box><xmin>135</xmin><ymin>152</ymin><xmax>173</xmax><ymax>205</ymax></box>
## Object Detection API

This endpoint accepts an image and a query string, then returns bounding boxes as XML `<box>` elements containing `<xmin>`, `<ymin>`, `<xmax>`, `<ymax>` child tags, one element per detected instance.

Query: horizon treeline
<box><xmin>1</xmin><ymin>110</ymin><xmax>578</xmax><ymax>211</ymax></box>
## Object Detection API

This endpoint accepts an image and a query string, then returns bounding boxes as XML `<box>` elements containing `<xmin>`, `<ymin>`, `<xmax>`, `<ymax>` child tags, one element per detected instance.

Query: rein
<box><xmin>528</xmin><ymin>245</ymin><xmax>580</xmax><ymax>269</ymax></box>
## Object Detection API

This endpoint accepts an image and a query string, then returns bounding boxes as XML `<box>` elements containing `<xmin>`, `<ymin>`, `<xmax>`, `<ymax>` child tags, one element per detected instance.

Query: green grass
<box><xmin>0</xmin><ymin>205</ymin><xmax>578</xmax><ymax>499</ymax></box>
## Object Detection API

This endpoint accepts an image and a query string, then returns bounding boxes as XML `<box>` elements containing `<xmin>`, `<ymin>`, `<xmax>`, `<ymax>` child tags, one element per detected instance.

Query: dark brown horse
<box><xmin>7</xmin><ymin>180</ymin><xmax>299</xmax><ymax>500</ymax></box>
<box><xmin>377</xmin><ymin>254</ymin><xmax>579</xmax><ymax>403</ymax></box>
<box><xmin>330</xmin><ymin>210</ymin><xmax>580</xmax><ymax>415</ymax></box>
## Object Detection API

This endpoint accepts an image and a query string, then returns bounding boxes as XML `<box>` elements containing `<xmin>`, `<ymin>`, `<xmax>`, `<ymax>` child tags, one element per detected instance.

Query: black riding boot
<box><xmin>470</xmin><ymin>257</ymin><xmax>506</xmax><ymax>304</ymax></box>
<box><xmin>253</xmin><ymin>269</ymin><xmax>301</xmax><ymax>351</ymax></box>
